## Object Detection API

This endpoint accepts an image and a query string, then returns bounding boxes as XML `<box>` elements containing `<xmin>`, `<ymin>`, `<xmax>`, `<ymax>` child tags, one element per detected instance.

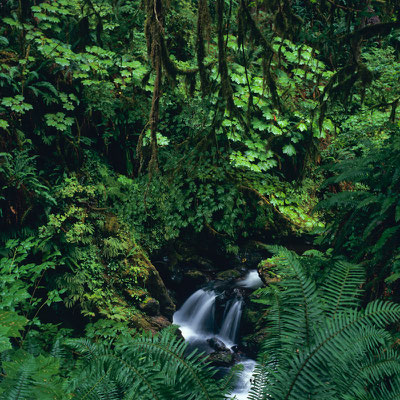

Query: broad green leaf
<box><xmin>282</xmin><ymin>144</ymin><xmax>296</xmax><ymax>156</ymax></box>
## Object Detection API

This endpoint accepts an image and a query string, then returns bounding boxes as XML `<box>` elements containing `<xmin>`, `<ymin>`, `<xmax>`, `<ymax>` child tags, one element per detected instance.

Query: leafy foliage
<box><xmin>0</xmin><ymin>350</ymin><xmax>66</xmax><ymax>400</ymax></box>
<box><xmin>36</xmin><ymin>174</ymin><xmax>173</xmax><ymax>323</ymax></box>
<box><xmin>0</xmin><ymin>237</ymin><xmax>62</xmax><ymax>319</ymax></box>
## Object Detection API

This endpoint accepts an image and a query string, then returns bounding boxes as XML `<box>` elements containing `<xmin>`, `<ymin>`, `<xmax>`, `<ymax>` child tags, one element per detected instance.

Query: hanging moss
<box><xmin>216</xmin><ymin>0</ymin><xmax>235</xmax><ymax>113</ymax></box>
<box><xmin>240</xmin><ymin>0</ymin><xmax>281</xmax><ymax>111</ymax></box>
<box><xmin>196</xmin><ymin>0</ymin><xmax>211</xmax><ymax>95</ymax></box>
<box><xmin>140</xmin><ymin>0</ymin><xmax>164</xmax><ymax>173</ymax></box>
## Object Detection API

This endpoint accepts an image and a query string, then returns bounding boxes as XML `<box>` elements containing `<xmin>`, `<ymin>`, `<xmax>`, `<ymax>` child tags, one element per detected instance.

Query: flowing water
<box><xmin>230</xmin><ymin>359</ymin><xmax>257</xmax><ymax>400</ymax></box>
<box><xmin>236</xmin><ymin>270</ymin><xmax>263</xmax><ymax>289</ymax></box>
<box><xmin>218</xmin><ymin>299</ymin><xmax>243</xmax><ymax>347</ymax></box>
<box><xmin>173</xmin><ymin>270</ymin><xmax>262</xmax><ymax>399</ymax></box>
<box><xmin>173</xmin><ymin>289</ymin><xmax>216</xmax><ymax>341</ymax></box>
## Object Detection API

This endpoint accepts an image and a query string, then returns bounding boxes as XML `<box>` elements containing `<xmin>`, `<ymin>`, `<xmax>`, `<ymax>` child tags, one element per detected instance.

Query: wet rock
<box><xmin>139</xmin><ymin>298</ymin><xmax>160</xmax><ymax>316</ymax></box>
<box><xmin>229</xmin><ymin>244</ymin><xmax>268</xmax><ymax>271</ymax></box>
<box><xmin>174</xmin><ymin>327</ymin><xmax>185</xmax><ymax>342</ymax></box>
<box><xmin>231</xmin><ymin>345</ymin><xmax>239</xmax><ymax>353</ymax></box>
<box><xmin>241</xmin><ymin>309</ymin><xmax>260</xmax><ymax>331</ymax></box>
<box><xmin>207</xmin><ymin>337</ymin><xmax>228</xmax><ymax>352</ymax></box>
<box><xmin>240</xmin><ymin>331</ymin><xmax>267</xmax><ymax>358</ymax></box>
<box><xmin>145</xmin><ymin>267</ymin><xmax>176</xmax><ymax>319</ymax></box>
<box><xmin>170</xmin><ymin>271</ymin><xmax>183</xmax><ymax>286</ymax></box>
<box><xmin>207</xmin><ymin>350</ymin><xmax>235</xmax><ymax>367</ymax></box>
<box><xmin>170</xmin><ymin>270</ymin><xmax>210</xmax><ymax>302</ymax></box>
<box><xmin>188</xmin><ymin>256</ymin><xmax>215</xmax><ymax>272</ymax></box>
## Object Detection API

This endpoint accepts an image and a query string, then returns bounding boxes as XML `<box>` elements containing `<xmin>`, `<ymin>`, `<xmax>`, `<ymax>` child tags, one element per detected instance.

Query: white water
<box><xmin>230</xmin><ymin>359</ymin><xmax>256</xmax><ymax>400</ymax></box>
<box><xmin>237</xmin><ymin>270</ymin><xmax>263</xmax><ymax>289</ymax></box>
<box><xmin>173</xmin><ymin>286</ymin><xmax>257</xmax><ymax>399</ymax></box>
<box><xmin>173</xmin><ymin>289</ymin><xmax>216</xmax><ymax>340</ymax></box>
<box><xmin>218</xmin><ymin>299</ymin><xmax>243</xmax><ymax>347</ymax></box>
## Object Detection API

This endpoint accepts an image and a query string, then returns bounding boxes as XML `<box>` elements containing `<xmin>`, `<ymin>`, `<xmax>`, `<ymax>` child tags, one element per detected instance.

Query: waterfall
<box><xmin>173</xmin><ymin>289</ymin><xmax>216</xmax><ymax>339</ymax></box>
<box><xmin>218</xmin><ymin>299</ymin><xmax>243</xmax><ymax>346</ymax></box>
<box><xmin>173</xmin><ymin>281</ymin><xmax>257</xmax><ymax>399</ymax></box>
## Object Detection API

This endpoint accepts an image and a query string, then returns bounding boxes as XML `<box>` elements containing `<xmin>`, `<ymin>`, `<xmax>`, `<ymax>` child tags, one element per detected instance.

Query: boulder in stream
<box><xmin>258</xmin><ymin>261</ymin><xmax>280</xmax><ymax>285</ymax></box>
<box><xmin>216</xmin><ymin>269</ymin><xmax>242</xmax><ymax>281</ymax></box>
<box><xmin>207</xmin><ymin>350</ymin><xmax>236</xmax><ymax>367</ymax></box>
<box><xmin>207</xmin><ymin>337</ymin><xmax>228</xmax><ymax>352</ymax></box>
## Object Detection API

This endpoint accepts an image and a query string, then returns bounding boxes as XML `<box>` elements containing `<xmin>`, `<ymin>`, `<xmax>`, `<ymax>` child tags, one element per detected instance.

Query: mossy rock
<box><xmin>145</xmin><ymin>267</ymin><xmax>176</xmax><ymax>319</ymax></box>
<box><xmin>146</xmin><ymin>315</ymin><xmax>171</xmax><ymax>332</ymax></box>
<box><xmin>125</xmin><ymin>288</ymin><xmax>147</xmax><ymax>300</ymax></box>
<box><xmin>43</xmin><ymin>179</ymin><xmax>175</xmax><ymax>328</ymax></box>
<box><xmin>216</xmin><ymin>269</ymin><xmax>241</xmax><ymax>281</ymax></box>
<box><xmin>139</xmin><ymin>298</ymin><xmax>160</xmax><ymax>316</ymax></box>
<box><xmin>241</xmin><ymin>331</ymin><xmax>267</xmax><ymax>358</ymax></box>
<box><xmin>185</xmin><ymin>269</ymin><xmax>206</xmax><ymax>279</ymax></box>
<box><xmin>130</xmin><ymin>314</ymin><xmax>153</xmax><ymax>331</ymax></box>
<box><xmin>258</xmin><ymin>261</ymin><xmax>280</xmax><ymax>285</ymax></box>
<box><xmin>188</xmin><ymin>256</ymin><xmax>215</xmax><ymax>272</ymax></box>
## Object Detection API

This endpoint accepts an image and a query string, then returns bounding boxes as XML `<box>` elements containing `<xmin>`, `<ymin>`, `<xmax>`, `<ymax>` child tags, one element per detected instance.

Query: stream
<box><xmin>173</xmin><ymin>270</ymin><xmax>263</xmax><ymax>399</ymax></box>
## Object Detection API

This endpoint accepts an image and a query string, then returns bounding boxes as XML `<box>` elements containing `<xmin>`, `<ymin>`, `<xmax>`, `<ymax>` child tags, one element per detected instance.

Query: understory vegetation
<box><xmin>1</xmin><ymin>0</ymin><xmax>400</xmax><ymax>399</ymax></box>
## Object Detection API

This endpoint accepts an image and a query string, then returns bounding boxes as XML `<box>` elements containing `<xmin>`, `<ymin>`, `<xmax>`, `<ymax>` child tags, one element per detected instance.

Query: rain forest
<box><xmin>1</xmin><ymin>0</ymin><xmax>400</xmax><ymax>399</ymax></box>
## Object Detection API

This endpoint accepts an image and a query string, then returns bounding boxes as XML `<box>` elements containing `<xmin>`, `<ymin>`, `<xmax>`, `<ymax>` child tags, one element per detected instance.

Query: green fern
<box><xmin>317</xmin><ymin>130</ymin><xmax>400</xmax><ymax>301</ymax></box>
<box><xmin>0</xmin><ymin>350</ymin><xmax>65</xmax><ymax>399</ymax></box>
<box><xmin>66</xmin><ymin>328</ymin><xmax>236</xmax><ymax>400</ymax></box>
<box><xmin>321</xmin><ymin>260</ymin><xmax>364</xmax><ymax>317</ymax></box>
<box><xmin>249</xmin><ymin>247</ymin><xmax>400</xmax><ymax>400</ymax></box>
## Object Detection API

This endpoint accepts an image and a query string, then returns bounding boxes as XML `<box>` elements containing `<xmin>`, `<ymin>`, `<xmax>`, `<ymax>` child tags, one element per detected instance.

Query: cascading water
<box><xmin>173</xmin><ymin>272</ymin><xmax>261</xmax><ymax>399</ymax></box>
<box><xmin>218</xmin><ymin>299</ymin><xmax>243</xmax><ymax>347</ymax></box>
<box><xmin>173</xmin><ymin>289</ymin><xmax>216</xmax><ymax>340</ymax></box>
<box><xmin>237</xmin><ymin>270</ymin><xmax>263</xmax><ymax>289</ymax></box>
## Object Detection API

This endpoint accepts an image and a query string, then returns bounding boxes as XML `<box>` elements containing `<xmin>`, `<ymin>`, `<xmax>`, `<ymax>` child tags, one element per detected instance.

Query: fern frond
<box><xmin>361</xmin><ymin>349</ymin><xmax>400</xmax><ymax>384</ymax></box>
<box><xmin>316</xmin><ymin>191</ymin><xmax>366</xmax><ymax>211</ymax></box>
<box><xmin>269</xmin><ymin>301</ymin><xmax>400</xmax><ymax>400</ymax></box>
<box><xmin>67</xmin><ymin>329</ymin><xmax>228</xmax><ymax>400</ymax></box>
<box><xmin>220</xmin><ymin>363</ymin><xmax>243</xmax><ymax>396</ymax></box>
<box><xmin>0</xmin><ymin>357</ymin><xmax>35</xmax><ymax>400</ymax></box>
<box><xmin>0</xmin><ymin>350</ymin><xmax>65</xmax><ymax>399</ymax></box>
<box><xmin>265</xmin><ymin>246</ymin><xmax>323</xmax><ymax>349</ymax></box>
<box><xmin>358</xmin><ymin>376</ymin><xmax>400</xmax><ymax>400</ymax></box>
<box><xmin>321</xmin><ymin>260</ymin><xmax>364</xmax><ymax>317</ymax></box>
<box><xmin>247</xmin><ymin>361</ymin><xmax>269</xmax><ymax>400</ymax></box>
